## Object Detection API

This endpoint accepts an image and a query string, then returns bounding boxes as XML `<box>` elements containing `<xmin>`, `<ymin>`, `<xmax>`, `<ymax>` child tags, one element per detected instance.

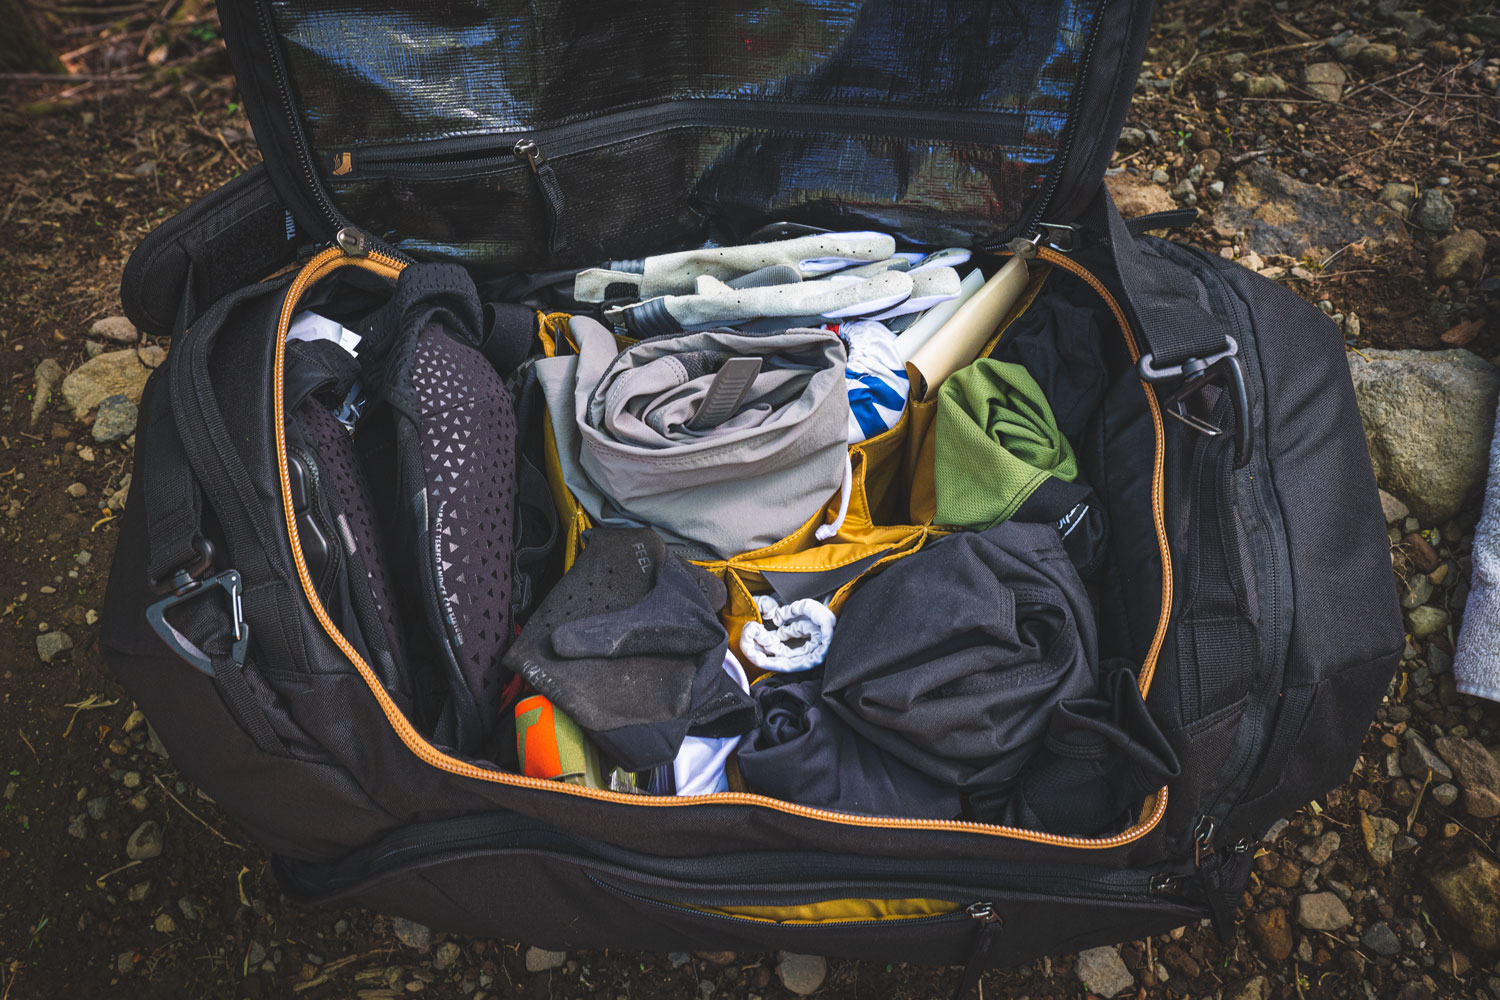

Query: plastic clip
<box><xmin>1137</xmin><ymin>335</ymin><xmax>1252</xmax><ymax>468</ymax></box>
<box><xmin>145</xmin><ymin>568</ymin><xmax>250</xmax><ymax>677</ymax></box>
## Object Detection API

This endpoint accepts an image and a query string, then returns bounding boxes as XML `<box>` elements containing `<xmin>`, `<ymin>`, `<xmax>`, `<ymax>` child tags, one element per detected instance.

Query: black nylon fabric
<box><xmin>216</xmin><ymin>0</ymin><xmax>1154</xmax><ymax>269</ymax></box>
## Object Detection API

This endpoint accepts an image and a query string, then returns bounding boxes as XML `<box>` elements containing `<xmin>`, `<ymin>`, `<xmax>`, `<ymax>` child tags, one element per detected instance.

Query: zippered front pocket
<box><xmin>323</xmin><ymin>99</ymin><xmax>1045</xmax><ymax>273</ymax></box>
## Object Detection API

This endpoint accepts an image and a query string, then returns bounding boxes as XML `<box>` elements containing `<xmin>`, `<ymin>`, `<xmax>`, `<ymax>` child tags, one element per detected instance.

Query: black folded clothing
<box><xmin>502</xmin><ymin>527</ymin><xmax>758</xmax><ymax>771</ymax></box>
<box><xmin>970</xmin><ymin>664</ymin><xmax>1180</xmax><ymax>835</ymax></box>
<box><xmin>736</xmin><ymin>677</ymin><xmax>961</xmax><ymax>819</ymax></box>
<box><xmin>821</xmin><ymin>521</ymin><xmax>1099</xmax><ymax>790</ymax></box>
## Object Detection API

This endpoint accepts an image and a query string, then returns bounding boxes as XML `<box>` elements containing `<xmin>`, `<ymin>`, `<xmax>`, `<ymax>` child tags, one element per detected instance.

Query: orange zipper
<box><xmin>270</xmin><ymin>246</ymin><xmax>1173</xmax><ymax>848</ymax></box>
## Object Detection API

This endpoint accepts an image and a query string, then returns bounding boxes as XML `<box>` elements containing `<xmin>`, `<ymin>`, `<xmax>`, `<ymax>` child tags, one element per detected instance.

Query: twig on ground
<box><xmin>92</xmin><ymin>859</ymin><xmax>142</xmax><ymax>888</ymax></box>
<box><xmin>16</xmin><ymin>729</ymin><xmax>38</xmax><ymax>763</ymax></box>
<box><xmin>154</xmin><ymin>776</ymin><xmax>244</xmax><ymax>849</ymax></box>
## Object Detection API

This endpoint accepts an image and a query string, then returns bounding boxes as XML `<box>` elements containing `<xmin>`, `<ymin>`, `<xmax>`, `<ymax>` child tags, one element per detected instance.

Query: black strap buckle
<box><xmin>149</xmin><ymin>537</ymin><xmax>216</xmax><ymax>596</ymax></box>
<box><xmin>1137</xmin><ymin>336</ymin><xmax>1253</xmax><ymax>468</ymax></box>
<box><xmin>145</xmin><ymin>568</ymin><xmax>250</xmax><ymax>677</ymax></box>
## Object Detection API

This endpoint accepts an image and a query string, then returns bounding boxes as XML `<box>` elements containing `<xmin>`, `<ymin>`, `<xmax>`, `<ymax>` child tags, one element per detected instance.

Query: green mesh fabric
<box><xmin>933</xmin><ymin>360</ymin><xmax>1077</xmax><ymax>530</ymax></box>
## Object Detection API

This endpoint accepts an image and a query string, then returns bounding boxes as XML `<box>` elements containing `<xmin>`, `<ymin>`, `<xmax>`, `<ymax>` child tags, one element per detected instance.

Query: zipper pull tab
<box><xmin>334</xmin><ymin>226</ymin><xmax>371</xmax><ymax>258</ymax></box>
<box><xmin>514</xmin><ymin>139</ymin><xmax>568</xmax><ymax>258</ymax></box>
<box><xmin>950</xmin><ymin>903</ymin><xmax>1004</xmax><ymax>1000</ymax></box>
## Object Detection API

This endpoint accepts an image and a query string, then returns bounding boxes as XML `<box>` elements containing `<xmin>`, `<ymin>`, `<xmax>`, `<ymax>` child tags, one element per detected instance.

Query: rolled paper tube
<box><xmin>906</xmin><ymin>256</ymin><xmax>1030</xmax><ymax>400</ymax></box>
<box><xmin>895</xmin><ymin>268</ymin><xmax>985</xmax><ymax>362</ymax></box>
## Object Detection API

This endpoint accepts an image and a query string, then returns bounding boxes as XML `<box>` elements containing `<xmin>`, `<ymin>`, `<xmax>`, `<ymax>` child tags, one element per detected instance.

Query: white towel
<box><xmin>1455</xmin><ymin>396</ymin><xmax>1500</xmax><ymax>702</ymax></box>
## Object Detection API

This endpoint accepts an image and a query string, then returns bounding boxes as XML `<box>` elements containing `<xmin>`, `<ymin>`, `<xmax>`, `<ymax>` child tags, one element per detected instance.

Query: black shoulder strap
<box><xmin>141</xmin><ymin>371</ymin><xmax>210</xmax><ymax>587</ymax></box>
<box><xmin>1097</xmin><ymin>189</ymin><xmax>1232</xmax><ymax>369</ymax></box>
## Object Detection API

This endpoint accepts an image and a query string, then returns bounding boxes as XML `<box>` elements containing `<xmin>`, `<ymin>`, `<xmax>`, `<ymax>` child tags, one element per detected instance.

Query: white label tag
<box><xmin>287</xmin><ymin>311</ymin><xmax>362</xmax><ymax>356</ymax></box>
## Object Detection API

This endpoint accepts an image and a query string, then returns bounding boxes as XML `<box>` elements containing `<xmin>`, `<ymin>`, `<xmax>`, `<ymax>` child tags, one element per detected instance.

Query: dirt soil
<box><xmin>1</xmin><ymin>1</ymin><xmax>1497</xmax><ymax>998</ymax></box>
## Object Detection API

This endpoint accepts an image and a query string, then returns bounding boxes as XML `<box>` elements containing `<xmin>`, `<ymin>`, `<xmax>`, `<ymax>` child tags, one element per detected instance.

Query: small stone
<box><xmin>776</xmin><ymin>953</ymin><xmax>828</xmax><ymax>996</ymax></box>
<box><xmin>1238</xmin><ymin>73</ymin><xmax>1288</xmax><ymax>97</ymax></box>
<box><xmin>247</xmin><ymin>941</ymin><xmax>267</xmax><ymax>967</ymax></box>
<box><xmin>86</xmin><ymin>795</ymin><xmax>109</xmax><ymax>821</ymax></box>
<box><xmin>154</xmin><ymin>913</ymin><xmax>176</xmax><ymax>934</ymax></box>
<box><xmin>125</xmin><ymin>820</ymin><xmax>163</xmax><ymax>861</ymax></box>
<box><xmin>67</xmin><ymin>813</ymin><xmax>88</xmax><ymax>839</ymax></box>
<box><xmin>433</xmin><ymin>941</ymin><xmax>462</xmax><ymax>971</ymax></box>
<box><xmin>77</xmin><ymin>445</ymin><xmax>95</xmax><ymax>462</ymax></box>
<box><xmin>1379</xmin><ymin>490</ymin><xmax>1409</xmax><ymax>524</ymax></box>
<box><xmin>122</xmin><ymin>709</ymin><xmax>147</xmax><ymax>733</ymax></box>
<box><xmin>1074</xmin><ymin>945</ymin><xmax>1133</xmax><ymax>997</ymax></box>
<box><xmin>1223</xmin><ymin>975</ymin><xmax>1270</xmax><ymax>1000</ymax></box>
<box><xmin>1362</xmin><ymin>922</ymin><xmax>1402</xmax><ymax>956</ymax></box>
<box><xmin>92</xmin><ymin>394</ymin><xmax>139</xmax><ymax>443</ymax></box>
<box><xmin>1402</xmin><ymin>733</ymin><xmax>1454</xmax><ymax>782</ymax></box>
<box><xmin>1237</xmin><ymin>251</ymin><xmax>1266</xmax><ymax>272</ymax></box>
<box><xmin>1117</xmin><ymin>127</ymin><xmax>1152</xmax><ymax>150</ymax></box>
<box><xmin>1433</xmin><ymin>783</ymin><xmax>1459</xmax><ymax>806</ymax></box>
<box><xmin>1355</xmin><ymin>42</ymin><xmax>1400</xmax><ymax>66</ymax></box>
<box><xmin>1429</xmin><ymin>230</ymin><xmax>1487</xmax><ymax>284</ymax></box>
<box><xmin>1428</xmin><ymin>849</ymin><xmax>1500</xmax><ymax>950</ymax></box>
<box><xmin>127</xmin><ymin>881</ymin><xmax>151</xmax><ymax>902</ymax></box>
<box><xmin>122</xmin><ymin>771</ymin><xmax>141</xmax><ymax>789</ymax></box>
<box><xmin>1300</xmin><ymin>831</ymin><xmax>1341</xmax><ymax>865</ymax></box>
<box><xmin>1304</xmin><ymin>62</ymin><xmax>1347</xmax><ymax>101</ymax></box>
<box><xmin>1343</xmin><ymin>312</ymin><xmax>1361</xmax><ymax>339</ymax></box>
<box><xmin>1428</xmin><ymin>642</ymin><xmax>1453</xmax><ymax>673</ymax></box>
<box><xmin>1408</xmin><ymin>606</ymin><xmax>1450</xmax><ymax>638</ymax></box>
<box><xmin>65</xmin><ymin>482</ymin><xmax>87</xmax><ymax>498</ymax></box>
<box><xmin>1378</xmin><ymin>182</ymin><xmax>1417</xmax><ymax>207</ymax></box>
<box><xmin>393</xmin><ymin>917</ymin><xmax>432</xmax><ymax>952</ymax></box>
<box><xmin>31</xmin><ymin>358</ymin><xmax>64</xmax><ymax>428</ymax></box>
<box><xmin>1361</xmin><ymin>811</ymin><xmax>1400</xmax><ymax>867</ymax></box>
<box><xmin>90</xmin><ymin>317</ymin><xmax>139</xmax><ymax>344</ymax></box>
<box><xmin>1249</xmin><ymin>907</ymin><xmax>1294</xmax><ymax>961</ymax></box>
<box><xmin>36</xmin><ymin>631</ymin><xmax>73</xmax><ymax>663</ymax></box>
<box><xmin>1400</xmin><ymin>573</ymin><xmax>1433</xmax><ymax>609</ymax></box>
<box><xmin>1404</xmin><ymin>532</ymin><xmax>1441</xmax><ymax>572</ymax></box>
<box><xmin>177</xmin><ymin>897</ymin><xmax>200</xmax><ymax>921</ymax></box>
<box><xmin>523</xmin><ymin>946</ymin><xmax>566</xmax><ymax>973</ymax></box>
<box><xmin>668</xmin><ymin>952</ymin><xmax>691</xmax><ymax>969</ymax></box>
<box><xmin>116</xmin><ymin>952</ymin><xmax>136</xmax><ymax>975</ymax></box>
<box><xmin>1296</xmin><ymin>892</ymin><xmax>1353</xmax><ymax>931</ymax></box>
<box><xmin>695</xmin><ymin>951</ymin><xmax>737</xmax><ymax>965</ymax></box>
<box><xmin>1410</xmin><ymin>189</ymin><xmax>1456</xmax><ymax>234</ymax></box>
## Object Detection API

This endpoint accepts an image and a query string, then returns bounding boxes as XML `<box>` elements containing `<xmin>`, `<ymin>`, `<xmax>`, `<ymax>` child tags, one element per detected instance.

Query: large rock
<box><xmin>1434</xmin><ymin>736</ymin><xmax>1500</xmax><ymax>819</ymax></box>
<box><xmin>1215</xmin><ymin>163</ymin><xmax>1405</xmax><ymax>258</ymax></box>
<box><xmin>1360</xmin><ymin>811</ymin><xmax>1399</xmax><ymax>867</ymax></box>
<box><xmin>1104</xmin><ymin>173</ymin><xmax>1177</xmax><ymax>218</ymax></box>
<box><xmin>1401</xmin><ymin>732</ymin><xmax>1453</xmax><ymax>783</ymax></box>
<box><xmin>1428</xmin><ymin>230</ymin><xmax>1486</xmax><ymax>284</ymax></box>
<box><xmin>1347</xmin><ymin>348</ymin><xmax>1499</xmax><ymax>523</ymax></box>
<box><xmin>1428</xmin><ymin>849</ymin><xmax>1500</xmax><ymax>950</ymax></box>
<box><xmin>1074</xmin><ymin>945</ymin><xmax>1133</xmax><ymax>997</ymax></box>
<box><xmin>60</xmin><ymin>348</ymin><xmax>159</xmax><ymax>420</ymax></box>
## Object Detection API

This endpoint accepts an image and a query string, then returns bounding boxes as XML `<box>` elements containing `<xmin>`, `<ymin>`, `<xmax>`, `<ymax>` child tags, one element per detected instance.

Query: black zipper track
<box><xmin>347</xmin><ymin>99</ymin><xmax>1029</xmax><ymax>180</ymax></box>
<box><xmin>1166</xmin><ymin>246</ymin><xmax>1291</xmax><ymax>839</ymax></box>
<box><xmin>251</xmin><ymin>0</ymin><xmax>410</xmax><ymax>261</ymax></box>
<box><xmin>1015</xmin><ymin>0</ymin><xmax>1110</xmax><ymax>243</ymax></box>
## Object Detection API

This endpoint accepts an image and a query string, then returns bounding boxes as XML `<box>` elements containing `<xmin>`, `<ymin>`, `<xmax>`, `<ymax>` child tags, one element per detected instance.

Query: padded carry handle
<box><xmin>121</xmin><ymin>165</ymin><xmax>303</xmax><ymax>338</ymax></box>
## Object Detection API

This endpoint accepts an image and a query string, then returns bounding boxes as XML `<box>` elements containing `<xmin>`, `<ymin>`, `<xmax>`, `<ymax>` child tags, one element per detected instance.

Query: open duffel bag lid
<box><xmin>201</xmin><ymin>2</ymin><xmax>1147</xmax><ymax>275</ymax></box>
